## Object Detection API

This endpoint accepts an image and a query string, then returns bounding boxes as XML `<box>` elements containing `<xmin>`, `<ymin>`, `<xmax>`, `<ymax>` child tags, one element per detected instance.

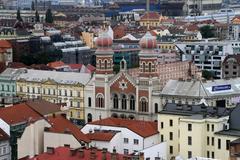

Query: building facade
<box><xmin>84</xmin><ymin>30</ymin><xmax>161</xmax><ymax>122</ymax></box>
<box><xmin>0</xmin><ymin>128</ymin><xmax>11</xmax><ymax>160</ymax></box>
<box><xmin>16</xmin><ymin>69</ymin><xmax>91</xmax><ymax>125</ymax></box>
<box><xmin>222</xmin><ymin>55</ymin><xmax>240</xmax><ymax>79</ymax></box>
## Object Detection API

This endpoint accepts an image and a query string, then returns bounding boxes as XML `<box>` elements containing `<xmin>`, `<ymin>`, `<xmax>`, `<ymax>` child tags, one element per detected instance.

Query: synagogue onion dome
<box><xmin>95</xmin><ymin>31</ymin><xmax>113</xmax><ymax>47</ymax></box>
<box><xmin>139</xmin><ymin>31</ymin><xmax>157</xmax><ymax>49</ymax></box>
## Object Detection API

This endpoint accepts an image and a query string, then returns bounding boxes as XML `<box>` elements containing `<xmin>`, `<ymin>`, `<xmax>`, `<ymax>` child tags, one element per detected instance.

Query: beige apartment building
<box><xmin>16</xmin><ymin>69</ymin><xmax>91</xmax><ymax>125</ymax></box>
<box><xmin>158</xmin><ymin>103</ymin><xmax>239</xmax><ymax>160</ymax></box>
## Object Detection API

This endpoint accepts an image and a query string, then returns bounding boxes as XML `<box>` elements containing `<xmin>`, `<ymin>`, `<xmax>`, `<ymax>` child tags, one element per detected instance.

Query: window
<box><xmin>226</xmin><ymin>140</ymin><xmax>230</xmax><ymax>150</ymax></box>
<box><xmin>88</xmin><ymin>97</ymin><xmax>91</xmax><ymax>107</ymax></box>
<box><xmin>161</xmin><ymin>122</ymin><xmax>164</xmax><ymax>129</ymax></box>
<box><xmin>169</xmin><ymin>119</ymin><xmax>173</xmax><ymax>126</ymax></box>
<box><xmin>154</xmin><ymin>103</ymin><xmax>158</xmax><ymax>113</ymax></box>
<box><xmin>124</xmin><ymin>149</ymin><xmax>128</xmax><ymax>155</ymax></box>
<box><xmin>188</xmin><ymin>124</ymin><xmax>192</xmax><ymax>131</ymax></box>
<box><xmin>1</xmin><ymin>84</ymin><xmax>4</xmax><ymax>91</ymax></box>
<box><xmin>70</xmin><ymin>101</ymin><xmax>73</xmax><ymax>107</ymax></box>
<box><xmin>27</xmin><ymin>86</ymin><xmax>30</xmax><ymax>93</ymax></box>
<box><xmin>53</xmin><ymin>89</ymin><xmax>55</xmax><ymax>95</ymax></box>
<box><xmin>38</xmin><ymin>88</ymin><xmax>40</xmax><ymax>94</ymax></box>
<box><xmin>20</xmin><ymin>86</ymin><xmax>23</xmax><ymax>92</ymax></box>
<box><xmin>212</xmin><ymin>124</ymin><xmax>214</xmax><ymax>132</ymax></box>
<box><xmin>96</xmin><ymin>94</ymin><xmax>104</xmax><ymax>108</ymax></box>
<box><xmin>77</xmin><ymin>91</ymin><xmax>80</xmax><ymax>97</ymax></box>
<box><xmin>32</xmin><ymin>87</ymin><xmax>35</xmax><ymax>94</ymax></box>
<box><xmin>233</xmin><ymin>72</ymin><xmax>237</xmax><ymax>75</ymax></box>
<box><xmin>48</xmin><ymin>89</ymin><xmax>50</xmax><ymax>95</ymax></box>
<box><xmin>170</xmin><ymin>132</ymin><xmax>173</xmax><ymax>140</ymax></box>
<box><xmin>104</xmin><ymin>60</ymin><xmax>108</xmax><ymax>69</ymax></box>
<box><xmin>77</xmin><ymin>102</ymin><xmax>80</xmax><ymax>108</ymax></box>
<box><xmin>7</xmin><ymin>85</ymin><xmax>9</xmax><ymax>91</ymax></box>
<box><xmin>188</xmin><ymin>151</ymin><xmax>192</xmax><ymax>158</ymax></box>
<box><xmin>77</xmin><ymin>111</ymin><xmax>80</xmax><ymax>118</ymax></box>
<box><xmin>130</xmin><ymin>95</ymin><xmax>135</xmax><ymax>110</ymax></box>
<box><xmin>64</xmin><ymin>144</ymin><xmax>70</xmax><ymax>147</ymax></box>
<box><xmin>139</xmin><ymin>97</ymin><xmax>148</xmax><ymax>112</ymax></box>
<box><xmin>161</xmin><ymin>134</ymin><xmax>164</xmax><ymax>142</ymax></box>
<box><xmin>207</xmin><ymin>151</ymin><xmax>210</xmax><ymax>158</ymax></box>
<box><xmin>12</xmin><ymin>86</ymin><xmax>15</xmax><ymax>92</ymax></box>
<box><xmin>143</xmin><ymin>62</ymin><xmax>146</xmax><ymax>72</ymax></box>
<box><xmin>70</xmin><ymin>90</ymin><xmax>72</xmax><ymax>97</ymax></box>
<box><xmin>218</xmin><ymin>139</ymin><xmax>221</xmax><ymax>149</ymax></box>
<box><xmin>207</xmin><ymin>124</ymin><xmax>209</xmax><ymax>131</ymax></box>
<box><xmin>65</xmin><ymin>90</ymin><xmax>67</xmax><ymax>96</ymax></box>
<box><xmin>113</xmin><ymin>94</ymin><xmax>118</xmax><ymax>109</ymax></box>
<box><xmin>148</xmin><ymin>62</ymin><xmax>152</xmax><ymax>72</ymax></box>
<box><xmin>188</xmin><ymin>136</ymin><xmax>192</xmax><ymax>145</ymax></box>
<box><xmin>169</xmin><ymin>146</ymin><xmax>173</xmax><ymax>154</ymax></box>
<box><xmin>134</xmin><ymin>139</ymin><xmax>139</xmax><ymax>145</ymax></box>
<box><xmin>124</xmin><ymin>138</ymin><xmax>129</xmax><ymax>144</ymax></box>
<box><xmin>2</xmin><ymin>147</ymin><xmax>6</xmax><ymax>154</ymax></box>
<box><xmin>121</xmin><ymin>94</ymin><xmax>127</xmax><ymax>110</ymax></box>
<box><xmin>207</xmin><ymin>136</ymin><xmax>210</xmax><ymax>145</ymax></box>
<box><xmin>212</xmin><ymin>137</ymin><xmax>214</xmax><ymax>146</ymax></box>
<box><xmin>212</xmin><ymin>152</ymin><xmax>214</xmax><ymax>158</ymax></box>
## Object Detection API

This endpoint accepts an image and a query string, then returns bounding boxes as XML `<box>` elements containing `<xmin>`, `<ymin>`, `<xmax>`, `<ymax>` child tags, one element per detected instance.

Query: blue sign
<box><xmin>212</xmin><ymin>84</ymin><xmax>231</xmax><ymax>92</ymax></box>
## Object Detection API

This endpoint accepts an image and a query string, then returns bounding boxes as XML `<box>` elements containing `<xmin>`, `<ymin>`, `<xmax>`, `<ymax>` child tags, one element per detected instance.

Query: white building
<box><xmin>176</xmin><ymin>41</ymin><xmax>233</xmax><ymax>78</ymax></box>
<box><xmin>81</xmin><ymin>117</ymin><xmax>160</xmax><ymax>155</ymax></box>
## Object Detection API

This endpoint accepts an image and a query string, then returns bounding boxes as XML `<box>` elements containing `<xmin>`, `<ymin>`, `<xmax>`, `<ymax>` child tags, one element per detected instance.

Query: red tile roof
<box><xmin>223</xmin><ymin>54</ymin><xmax>240</xmax><ymax>64</ymax></box>
<box><xmin>89</xmin><ymin>118</ymin><xmax>158</xmax><ymax>138</ymax></box>
<box><xmin>0</xmin><ymin>128</ymin><xmax>9</xmax><ymax>141</ymax></box>
<box><xmin>29</xmin><ymin>147</ymin><xmax>135</xmax><ymax>160</ymax></box>
<box><xmin>47</xmin><ymin>115</ymin><xmax>90</xmax><ymax>143</ymax></box>
<box><xmin>0</xmin><ymin>103</ymin><xmax>42</xmax><ymax>125</ymax></box>
<box><xmin>7</xmin><ymin>62</ymin><xmax>27</xmax><ymax>68</ymax></box>
<box><xmin>141</xmin><ymin>12</ymin><xmax>161</xmax><ymax>21</ymax></box>
<box><xmin>87</xmin><ymin>132</ymin><xmax>116</xmax><ymax>141</ymax></box>
<box><xmin>0</xmin><ymin>40</ymin><xmax>12</xmax><ymax>48</ymax></box>
<box><xmin>0</xmin><ymin>48</ymin><xmax>6</xmax><ymax>53</ymax></box>
<box><xmin>68</xmin><ymin>64</ymin><xmax>83</xmax><ymax>70</ymax></box>
<box><xmin>86</xmin><ymin>64</ymin><xmax>96</xmax><ymax>72</ymax></box>
<box><xmin>47</xmin><ymin>61</ymin><xmax>65</xmax><ymax>68</ymax></box>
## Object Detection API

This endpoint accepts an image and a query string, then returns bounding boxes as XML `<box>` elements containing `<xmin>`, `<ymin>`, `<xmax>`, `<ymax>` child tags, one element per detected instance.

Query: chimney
<box><xmin>90</xmin><ymin>147</ymin><xmax>97</xmax><ymax>160</ymax></box>
<box><xmin>78</xmin><ymin>149</ymin><xmax>84</xmax><ymax>158</ymax></box>
<box><xmin>102</xmin><ymin>148</ymin><xmax>107</xmax><ymax>160</ymax></box>
<box><xmin>111</xmin><ymin>147</ymin><xmax>117</xmax><ymax>160</ymax></box>
<box><xmin>46</xmin><ymin>147</ymin><xmax>55</xmax><ymax>154</ymax></box>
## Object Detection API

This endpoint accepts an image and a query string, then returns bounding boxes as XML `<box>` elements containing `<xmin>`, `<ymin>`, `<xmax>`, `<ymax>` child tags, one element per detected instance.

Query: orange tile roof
<box><xmin>47</xmin><ymin>115</ymin><xmax>90</xmax><ymax>143</ymax></box>
<box><xmin>141</xmin><ymin>12</ymin><xmax>161</xmax><ymax>21</ymax></box>
<box><xmin>47</xmin><ymin>61</ymin><xmax>65</xmax><ymax>68</ymax></box>
<box><xmin>0</xmin><ymin>48</ymin><xmax>6</xmax><ymax>53</ymax></box>
<box><xmin>68</xmin><ymin>64</ymin><xmax>83</xmax><ymax>70</ymax></box>
<box><xmin>0</xmin><ymin>103</ymin><xmax>43</xmax><ymax>125</ymax></box>
<box><xmin>0</xmin><ymin>40</ymin><xmax>12</xmax><ymax>48</ymax></box>
<box><xmin>89</xmin><ymin>118</ymin><xmax>158</xmax><ymax>138</ymax></box>
<box><xmin>87</xmin><ymin>132</ymin><xmax>116</xmax><ymax>141</ymax></box>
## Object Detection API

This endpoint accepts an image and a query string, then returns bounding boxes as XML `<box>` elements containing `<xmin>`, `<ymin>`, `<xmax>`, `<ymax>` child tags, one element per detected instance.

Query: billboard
<box><xmin>212</xmin><ymin>84</ymin><xmax>231</xmax><ymax>92</ymax></box>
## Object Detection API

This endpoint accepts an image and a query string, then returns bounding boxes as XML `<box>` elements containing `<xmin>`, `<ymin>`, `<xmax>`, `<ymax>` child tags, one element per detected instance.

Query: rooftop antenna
<box><xmin>146</xmin><ymin>0</ymin><xmax>150</xmax><ymax>30</ymax></box>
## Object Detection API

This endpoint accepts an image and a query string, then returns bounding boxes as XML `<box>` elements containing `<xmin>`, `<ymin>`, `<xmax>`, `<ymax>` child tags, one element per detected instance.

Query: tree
<box><xmin>202</xmin><ymin>70</ymin><xmax>214</xmax><ymax>80</ymax></box>
<box><xmin>35</xmin><ymin>10</ymin><xmax>40</xmax><ymax>22</ymax></box>
<box><xmin>200</xmin><ymin>25</ymin><xmax>215</xmax><ymax>38</ymax></box>
<box><xmin>16</xmin><ymin>9</ymin><xmax>23</xmax><ymax>21</ymax></box>
<box><xmin>45</xmin><ymin>8</ymin><xmax>53</xmax><ymax>23</ymax></box>
<box><xmin>31</xmin><ymin>1</ymin><xmax>35</xmax><ymax>10</ymax></box>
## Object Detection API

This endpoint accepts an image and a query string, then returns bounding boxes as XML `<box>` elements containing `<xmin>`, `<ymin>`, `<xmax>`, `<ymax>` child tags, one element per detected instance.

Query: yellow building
<box><xmin>158</xmin><ymin>103</ymin><xmax>238</xmax><ymax>160</ymax></box>
<box><xmin>81</xmin><ymin>32</ymin><xmax>95</xmax><ymax>48</ymax></box>
<box><xmin>139</xmin><ymin>12</ymin><xmax>167</xmax><ymax>27</ymax></box>
<box><xmin>16</xmin><ymin>69</ymin><xmax>91</xmax><ymax>125</ymax></box>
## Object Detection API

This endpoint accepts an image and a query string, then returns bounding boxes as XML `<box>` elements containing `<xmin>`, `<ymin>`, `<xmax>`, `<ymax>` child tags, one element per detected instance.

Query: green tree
<box><xmin>31</xmin><ymin>1</ymin><xmax>35</xmax><ymax>10</ymax></box>
<box><xmin>45</xmin><ymin>8</ymin><xmax>53</xmax><ymax>23</ymax></box>
<box><xmin>16</xmin><ymin>9</ymin><xmax>23</xmax><ymax>21</ymax></box>
<box><xmin>200</xmin><ymin>25</ymin><xmax>215</xmax><ymax>38</ymax></box>
<box><xmin>35</xmin><ymin>10</ymin><xmax>40</xmax><ymax>22</ymax></box>
<box><xmin>202</xmin><ymin>70</ymin><xmax>214</xmax><ymax>80</ymax></box>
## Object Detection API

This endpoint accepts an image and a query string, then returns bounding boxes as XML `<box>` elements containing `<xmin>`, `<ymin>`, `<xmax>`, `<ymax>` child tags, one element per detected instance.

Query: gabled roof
<box><xmin>0</xmin><ymin>103</ymin><xmax>42</xmax><ymax>125</ymax></box>
<box><xmin>0</xmin><ymin>128</ymin><xmax>9</xmax><ymax>141</ymax></box>
<box><xmin>87</xmin><ymin>132</ymin><xmax>117</xmax><ymax>142</ymax></box>
<box><xmin>140</xmin><ymin>12</ymin><xmax>161</xmax><ymax>21</ymax></box>
<box><xmin>47</xmin><ymin>115</ymin><xmax>90</xmax><ymax>143</ymax></box>
<box><xmin>89</xmin><ymin>118</ymin><xmax>158</xmax><ymax>138</ymax></box>
<box><xmin>26</xmin><ymin>100</ymin><xmax>62</xmax><ymax>116</ymax></box>
<box><xmin>223</xmin><ymin>54</ymin><xmax>240</xmax><ymax>64</ymax></box>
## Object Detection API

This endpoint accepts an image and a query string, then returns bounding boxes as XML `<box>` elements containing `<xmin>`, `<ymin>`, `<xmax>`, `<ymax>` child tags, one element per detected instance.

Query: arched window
<box><xmin>139</xmin><ymin>97</ymin><xmax>148</xmax><ymax>112</ymax></box>
<box><xmin>143</xmin><ymin>62</ymin><xmax>146</xmax><ymax>72</ymax></box>
<box><xmin>113</xmin><ymin>94</ymin><xmax>118</xmax><ymax>109</ymax></box>
<box><xmin>104</xmin><ymin>60</ymin><xmax>108</xmax><ymax>69</ymax></box>
<box><xmin>98</xmin><ymin>60</ymin><xmax>102</xmax><ymax>69</ymax></box>
<box><xmin>96</xmin><ymin>94</ymin><xmax>104</xmax><ymax>108</ymax></box>
<box><xmin>87</xmin><ymin>113</ymin><xmax>92</xmax><ymax>122</ymax></box>
<box><xmin>130</xmin><ymin>95</ymin><xmax>135</xmax><ymax>111</ymax></box>
<box><xmin>121</xmin><ymin>94</ymin><xmax>127</xmax><ymax>110</ymax></box>
<box><xmin>149</xmin><ymin>62</ymin><xmax>152</xmax><ymax>72</ymax></box>
<box><xmin>88</xmin><ymin>97</ymin><xmax>91</xmax><ymax>107</ymax></box>
<box><xmin>154</xmin><ymin>103</ymin><xmax>158</xmax><ymax>113</ymax></box>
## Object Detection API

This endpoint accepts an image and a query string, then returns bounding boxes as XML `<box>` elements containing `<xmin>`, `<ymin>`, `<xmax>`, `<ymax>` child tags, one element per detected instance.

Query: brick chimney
<box><xmin>90</xmin><ymin>147</ymin><xmax>97</xmax><ymax>160</ymax></box>
<box><xmin>78</xmin><ymin>148</ymin><xmax>84</xmax><ymax>158</ymax></box>
<box><xmin>111</xmin><ymin>147</ymin><xmax>117</xmax><ymax>160</ymax></box>
<box><xmin>102</xmin><ymin>148</ymin><xmax>107</xmax><ymax>160</ymax></box>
